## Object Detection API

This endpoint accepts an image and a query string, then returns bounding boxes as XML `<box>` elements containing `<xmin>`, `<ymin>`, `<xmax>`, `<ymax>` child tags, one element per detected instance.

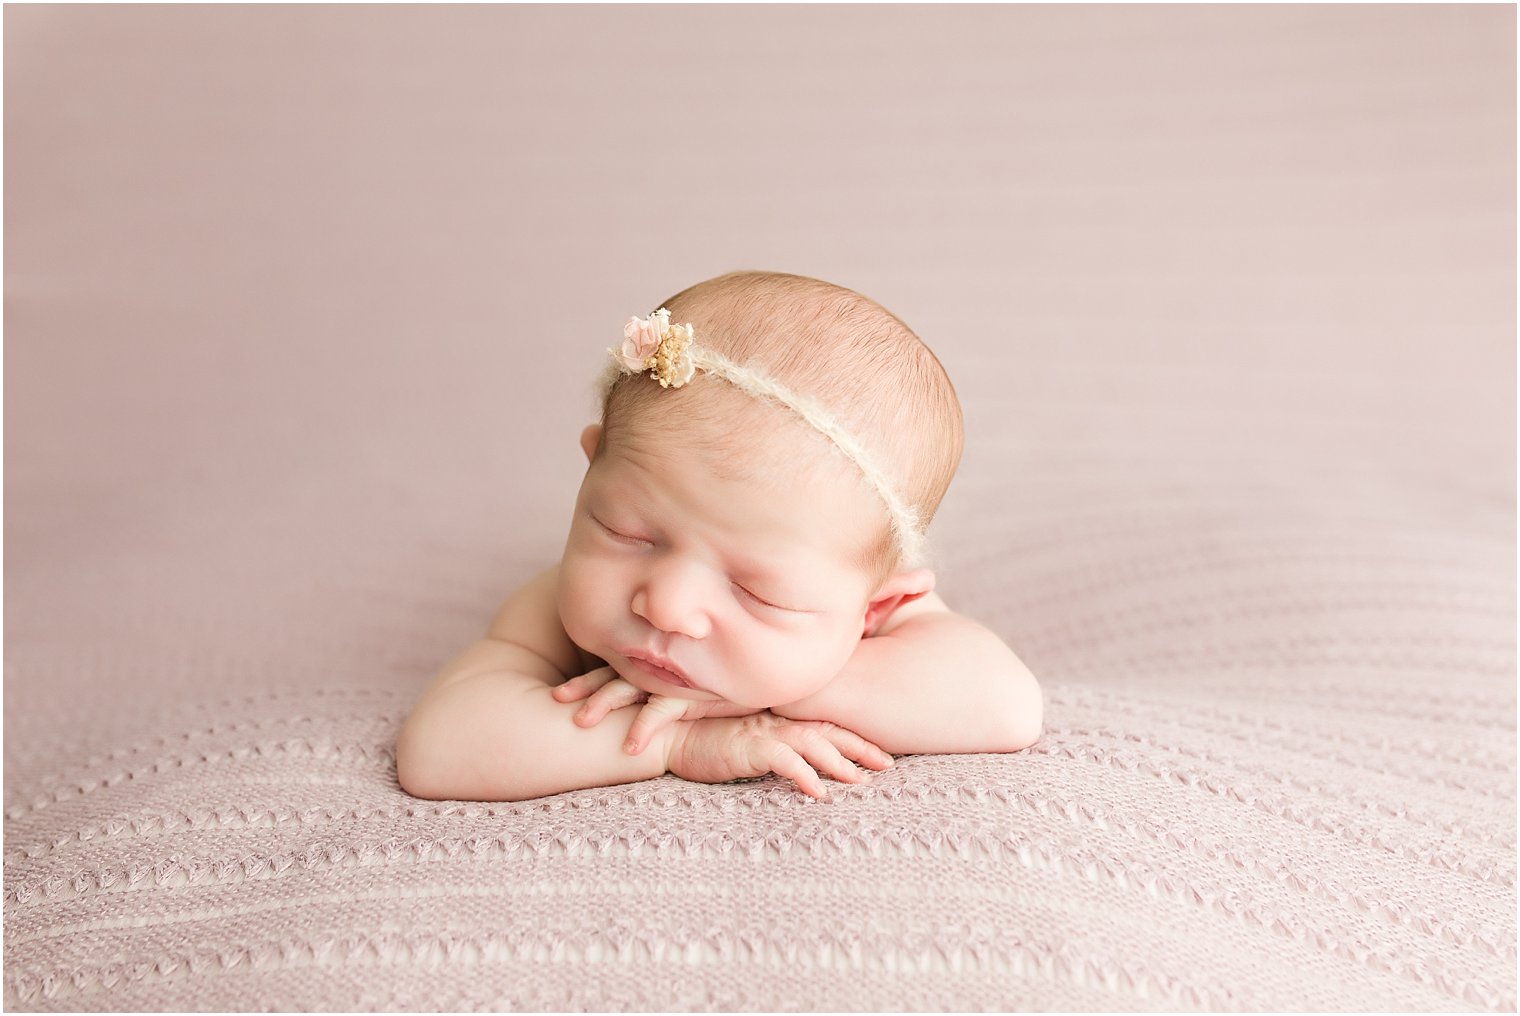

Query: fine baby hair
<box><xmin>592</xmin><ymin>270</ymin><xmax>964</xmax><ymax>585</ymax></box>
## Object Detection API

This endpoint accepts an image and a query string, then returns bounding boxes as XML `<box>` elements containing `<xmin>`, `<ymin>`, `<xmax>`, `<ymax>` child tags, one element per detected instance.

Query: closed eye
<box><xmin>591</xmin><ymin>514</ymin><xmax>647</xmax><ymax>545</ymax></box>
<box><xmin>734</xmin><ymin>582</ymin><xmax>805</xmax><ymax>614</ymax></box>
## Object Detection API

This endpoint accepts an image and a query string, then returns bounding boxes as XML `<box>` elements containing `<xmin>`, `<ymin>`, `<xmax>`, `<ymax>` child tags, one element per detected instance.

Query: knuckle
<box><xmin>764</xmin><ymin>741</ymin><xmax>793</xmax><ymax>765</ymax></box>
<box><xmin>798</xmin><ymin>729</ymin><xmax>828</xmax><ymax>751</ymax></box>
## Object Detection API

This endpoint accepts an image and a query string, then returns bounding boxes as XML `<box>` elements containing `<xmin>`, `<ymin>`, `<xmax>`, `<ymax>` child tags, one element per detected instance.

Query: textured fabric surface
<box><xmin>4</xmin><ymin>5</ymin><xmax>1515</xmax><ymax>1011</ymax></box>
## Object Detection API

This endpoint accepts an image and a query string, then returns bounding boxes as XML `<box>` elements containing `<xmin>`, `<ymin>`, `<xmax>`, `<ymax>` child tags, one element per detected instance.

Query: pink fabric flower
<box><xmin>619</xmin><ymin>311</ymin><xmax>666</xmax><ymax>372</ymax></box>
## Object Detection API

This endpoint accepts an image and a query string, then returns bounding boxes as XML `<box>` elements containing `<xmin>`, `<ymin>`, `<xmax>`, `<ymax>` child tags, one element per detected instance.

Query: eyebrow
<box><xmin>585</xmin><ymin>483</ymin><xmax>817</xmax><ymax>591</ymax></box>
<box><xmin>584</xmin><ymin>476</ymin><xmax>659</xmax><ymax>524</ymax></box>
<box><xmin>731</xmin><ymin>554</ymin><xmax>805</xmax><ymax>588</ymax></box>
<box><xmin>586</xmin><ymin>483</ymin><xmax>820</xmax><ymax>587</ymax></box>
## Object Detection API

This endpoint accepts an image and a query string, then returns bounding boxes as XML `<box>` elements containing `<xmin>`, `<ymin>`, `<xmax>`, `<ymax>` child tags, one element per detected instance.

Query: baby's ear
<box><xmin>862</xmin><ymin>567</ymin><xmax>936</xmax><ymax>637</ymax></box>
<box><xmin>579</xmin><ymin>423</ymin><xmax>603</xmax><ymax>463</ymax></box>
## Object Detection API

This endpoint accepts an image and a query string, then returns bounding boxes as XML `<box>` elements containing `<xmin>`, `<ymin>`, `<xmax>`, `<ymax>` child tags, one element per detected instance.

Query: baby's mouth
<box><xmin>617</xmin><ymin>648</ymin><xmax>706</xmax><ymax>693</ymax></box>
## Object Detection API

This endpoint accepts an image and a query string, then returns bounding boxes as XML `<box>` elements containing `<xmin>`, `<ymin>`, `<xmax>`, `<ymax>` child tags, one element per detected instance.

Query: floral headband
<box><xmin>599</xmin><ymin>307</ymin><xmax>927</xmax><ymax>568</ymax></box>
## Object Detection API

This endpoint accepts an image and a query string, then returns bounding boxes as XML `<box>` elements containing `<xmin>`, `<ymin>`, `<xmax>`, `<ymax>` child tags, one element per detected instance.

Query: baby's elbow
<box><xmin>395</xmin><ymin>713</ymin><xmax>454</xmax><ymax>800</ymax></box>
<box><xmin>396</xmin><ymin>708</ymin><xmax>536</xmax><ymax>802</ymax></box>
<box><xmin>395</xmin><ymin>753</ymin><xmax>438</xmax><ymax>801</ymax></box>
<box><xmin>1004</xmin><ymin>706</ymin><xmax>1043</xmax><ymax>753</ymax></box>
<box><xmin>996</xmin><ymin>664</ymin><xmax>1043</xmax><ymax>753</ymax></box>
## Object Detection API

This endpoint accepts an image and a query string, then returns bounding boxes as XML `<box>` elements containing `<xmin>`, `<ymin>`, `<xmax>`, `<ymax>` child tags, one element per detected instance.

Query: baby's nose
<box><xmin>631</xmin><ymin>564</ymin><xmax>712</xmax><ymax>640</ymax></box>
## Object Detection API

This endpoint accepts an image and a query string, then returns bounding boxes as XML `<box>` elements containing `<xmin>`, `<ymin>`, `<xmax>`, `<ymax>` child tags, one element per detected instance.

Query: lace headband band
<box><xmin>597</xmin><ymin>307</ymin><xmax>926</xmax><ymax>569</ymax></box>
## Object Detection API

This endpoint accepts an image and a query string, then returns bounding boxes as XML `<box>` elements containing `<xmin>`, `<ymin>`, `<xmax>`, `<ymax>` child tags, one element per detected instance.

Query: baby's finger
<box><xmin>623</xmin><ymin>696</ymin><xmax>690</xmax><ymax>755</ymax></box>
<box><xmin>755</xmin><ymin>740</ymin><xmax>827</xmax><ymax>800</ymax></box>
<box><xmin>812</xmin><ymin>722</ymin><xmax>895</xmax><ymax>771</ymax></box>
<box><xmin>777</xmin><ymin>725</ymin><xmax>868</xmax><ymax>786</ymax></box>
<box><xmin>550</xmin><ymin>679</ymin><xmax>592</xmax><ymax>703</ymax></box>
<box><xmin>551</xmin><ymin>668</ymin><xmax>617</xmax><ymax>703</ymax></box>
<box><xmin>575</xmin><ymin>679</ymin><xmax>646</xmax><ymax>727</ymax></box>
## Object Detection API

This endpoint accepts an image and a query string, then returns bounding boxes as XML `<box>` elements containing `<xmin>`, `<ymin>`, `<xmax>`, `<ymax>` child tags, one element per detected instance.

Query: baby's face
<box><xmin>556</xmin><ymin>419</ymin><xmax>885</xmax><ymax>708</ymax></box>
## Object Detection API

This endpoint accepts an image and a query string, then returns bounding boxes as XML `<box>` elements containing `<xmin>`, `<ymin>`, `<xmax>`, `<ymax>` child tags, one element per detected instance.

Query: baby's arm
<box><xmin>395</xmin><ymin>567</ymin><xmax>668</xmax><ymax>800</ymax></box>
<box><xmin>562</xmin><ymin>598</ymin><xmax>1041</xmax><ymax>760</ymax></box>
<box><xmin>395</xmin><ymin>567</ymin><xmax>886</xmax><ymax>801</ymax></box>
<box><xmin>771</xmin><ymin>604</ymin><xmax>1043</xmax><ymax>756</ymax></box>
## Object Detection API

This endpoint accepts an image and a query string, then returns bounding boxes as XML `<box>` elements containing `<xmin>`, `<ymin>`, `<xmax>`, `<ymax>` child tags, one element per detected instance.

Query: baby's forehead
<box><xmin>585</xmin><ymin>437</ymin><xmax>879</xmax><ymax>576</ymax></box>
<box><xmin>616</xmin><ymin>384</ymin><xmax>853</xmax><ymax>475</ymax></box>
<box><xmin>607</xmin><ymin>417</ymin><xmax>865</xmax><ymax>503</ymax></box>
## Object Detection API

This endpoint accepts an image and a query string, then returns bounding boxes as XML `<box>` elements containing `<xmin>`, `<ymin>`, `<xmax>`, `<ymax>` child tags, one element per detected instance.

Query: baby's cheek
<box><xmin>556</xmin><ymin>567</ymin><xmax>607</xmax><ymax>649</ymax></box>
<box><xmin>803</xmin><ymin>629</ymin><xmax>864</xmax><ymax>695</ymax></box>
<box><xmin>749</xmin><ymin>636</ymin><xmax>847</xmax><ymax>706</ymax></box>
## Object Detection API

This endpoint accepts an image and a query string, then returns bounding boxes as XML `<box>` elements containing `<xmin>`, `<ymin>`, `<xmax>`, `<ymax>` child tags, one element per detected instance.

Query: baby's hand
<box><xmin>551</xmin><ymin>667</ymin><xmax>758</xmax><ymax>754</ymax></box>
<box><xmin>666</xmin><ymin>713</ymin><xmax>894</xmax><ymax>801</ymax></box>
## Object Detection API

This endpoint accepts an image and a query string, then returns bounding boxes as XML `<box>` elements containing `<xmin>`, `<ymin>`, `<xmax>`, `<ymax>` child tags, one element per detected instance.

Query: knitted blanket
<box><xmin>5</xmin><ymin>5</ymin><xmax>1514</xmax><ymax>1011</ymax></box>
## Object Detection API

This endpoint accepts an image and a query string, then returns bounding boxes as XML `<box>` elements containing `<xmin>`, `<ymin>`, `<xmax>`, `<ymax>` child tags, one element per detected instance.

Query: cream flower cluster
<box><xmin>615</xmin><ymin>307</ymin><xmax>696</xmax><ymax>388</ymax></box>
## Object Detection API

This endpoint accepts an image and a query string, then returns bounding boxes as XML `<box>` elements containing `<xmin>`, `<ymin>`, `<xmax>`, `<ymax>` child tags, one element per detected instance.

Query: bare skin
<box><xmin>395</xmin><ymin>416</ymin><xmax>1041</xmax><ymax>803</ymax></box>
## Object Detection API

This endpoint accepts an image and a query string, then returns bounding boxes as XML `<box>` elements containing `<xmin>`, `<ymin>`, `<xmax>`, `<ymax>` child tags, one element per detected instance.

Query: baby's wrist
<box><xmin>770</xmin><ymin>690</ymin><xmax>829</xmax><ymax>723</ymax></box>
<box><xmin>657</xmin><ymin>719</ymin><xmax>690</xmax><ymax>773</ymax></box>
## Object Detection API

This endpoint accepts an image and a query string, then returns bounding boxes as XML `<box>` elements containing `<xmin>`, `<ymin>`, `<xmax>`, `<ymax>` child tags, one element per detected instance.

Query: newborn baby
<box><xmin>396</xmin><ymin>270</ymin><xmax>1041</xmax><ymax>801</ymax></box>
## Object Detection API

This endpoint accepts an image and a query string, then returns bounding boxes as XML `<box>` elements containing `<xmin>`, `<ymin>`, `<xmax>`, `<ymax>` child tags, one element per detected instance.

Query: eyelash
<box><xmin>734</xmin><ymin>583</ymin><xmax>792</xmax><ymax>612</ymax></box>
<box><xmin>593</xmin><ymin>515</ymin><xmax>648</xmax><ymax>546</ymax></box>
<box><xmin>592</xmin><ymin>515</ymin><xmax>800</xmax><ymax>613</ymax></box>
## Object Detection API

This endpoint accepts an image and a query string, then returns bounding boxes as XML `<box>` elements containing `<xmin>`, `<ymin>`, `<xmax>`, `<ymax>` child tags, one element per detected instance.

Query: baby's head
<box><xmin>557</xmin><ymin>270</ymin><xmax>964</xmax><ymax>708</ymax></box>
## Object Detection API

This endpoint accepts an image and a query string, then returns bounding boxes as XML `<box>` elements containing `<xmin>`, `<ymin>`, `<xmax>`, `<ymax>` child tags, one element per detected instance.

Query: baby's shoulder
<box><xmin>484</xmin><ymin>564</ymin><xmax>586</xmax><ymax>679</ymax></box>
<box><xmin>866</xmin><ymin>589</ymin><xmax>951</xmax><ymax>639</ymax></box>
